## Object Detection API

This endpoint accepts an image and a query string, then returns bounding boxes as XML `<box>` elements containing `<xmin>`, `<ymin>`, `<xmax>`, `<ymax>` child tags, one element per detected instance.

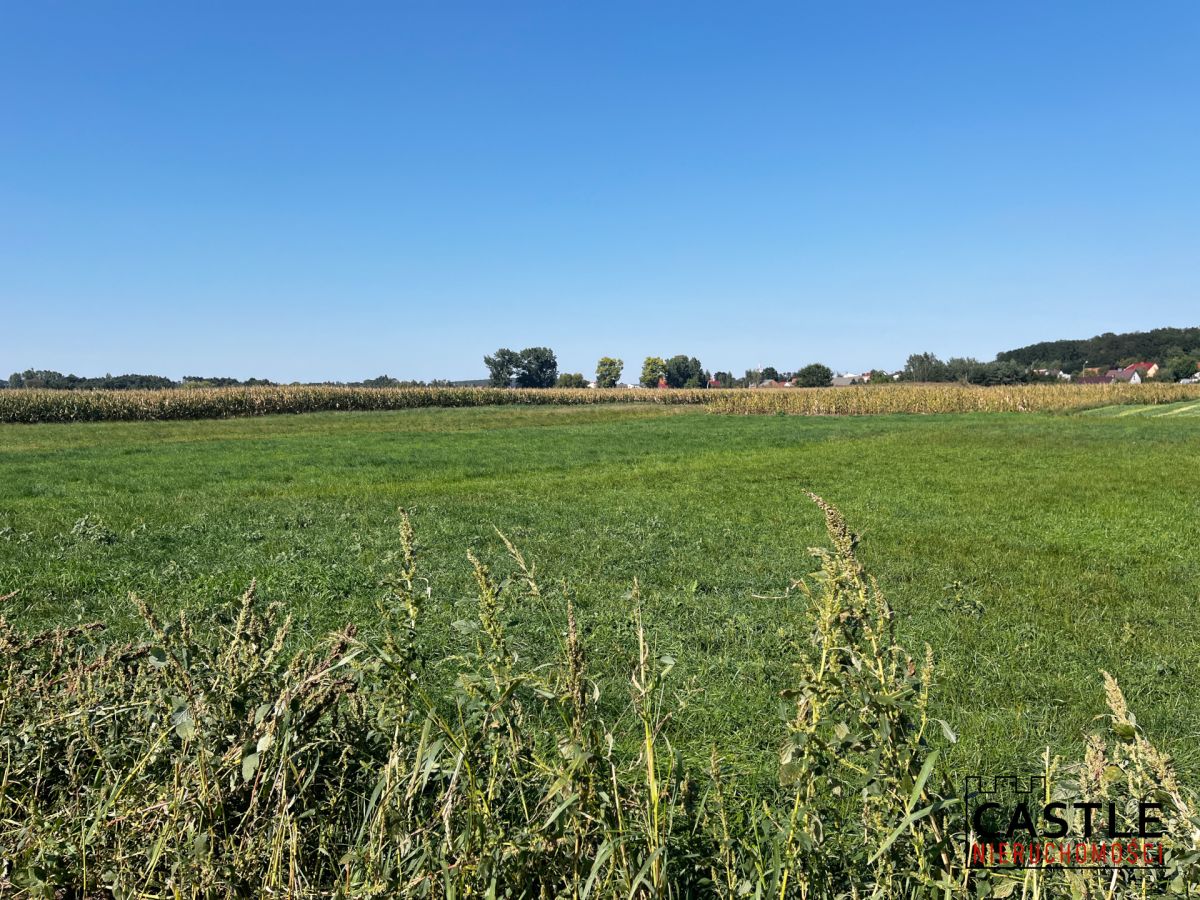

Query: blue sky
<box><xmin>2</xmin><ymin>2</ymin><xmax>1197</xmax><ymax>381</ymax></box>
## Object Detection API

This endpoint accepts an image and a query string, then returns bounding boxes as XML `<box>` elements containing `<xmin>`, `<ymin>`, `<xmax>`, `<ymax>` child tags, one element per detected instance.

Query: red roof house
<box><xmin>1122</xmin><ymin>362</ymin><xmax>1159</xmax><ymax>378</ymax></box>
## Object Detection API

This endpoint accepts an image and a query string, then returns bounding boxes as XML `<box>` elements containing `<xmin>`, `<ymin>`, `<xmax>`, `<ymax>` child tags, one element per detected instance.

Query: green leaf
<box><xmin>192</xmin><ymin>832</ymin><xmax>210</xmax><ymax>859</ymax></box>
<box><xmin>868</xmin><ymin>793</ymin><xmax>960</xmax><ymax>865</ymax></box>
<box><xmin>242</xmin><ymin>750</ymin><xmax>260</xmax><ymax>782</ymax></box>
<box><xmin>170</xmin><ymin>699</ymin><xmax>195</xmax><ymax>740</ymax></box>
<box><xmin>780</xmin><ymin>760</ymin><xmax>807</xmax><ymax>786</ymax></box>
<box><xmin>869</xmin><ymin>804</ymin><xmax>933</xmax><ymax>864</ymax></box>
<box><xmin>935</xmin><ymin>718</ymin><xmax>958</xmax><ymax>744</ymax></box>
<box><xmin>906</xmin><ymin>749</ymin><xmax>939</xmax><ymax>813</ymax></box>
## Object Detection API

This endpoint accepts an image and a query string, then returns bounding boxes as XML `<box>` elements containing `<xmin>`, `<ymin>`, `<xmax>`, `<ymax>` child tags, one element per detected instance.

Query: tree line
<box><xmin>1</xmin><ymin>371</ymin><xmax>460</xmax><ymax>391</ymax></box>
<box><xmin>483</xmin><ymin>349</ymin><xmax>842</xmax><ymax>388</ymax></box>
<box><xmin>897</xmin><ymin>354</ymin><xmax>1039</xmax><ymax>385</ymax></box>
<box><xmin>2</xmin><ymin>371</ymin><xmax>280</xmax><ymax>391</ymax></box>
<box><xmin>995</xmin><ymin>326</ymin><xmax>1200</xmax><ymax>380</ymax></box>
<box><xmin>12</xmin><ymin>325</ymin><xmax>1196</xmax><ymax>393</ymax></box>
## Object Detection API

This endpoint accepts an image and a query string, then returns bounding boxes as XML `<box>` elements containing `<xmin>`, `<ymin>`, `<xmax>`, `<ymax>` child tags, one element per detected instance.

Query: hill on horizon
<box><xmin>996</xmin><ymin>326</ymin><xmax>1200</xmax><ymax>372</ymax></box>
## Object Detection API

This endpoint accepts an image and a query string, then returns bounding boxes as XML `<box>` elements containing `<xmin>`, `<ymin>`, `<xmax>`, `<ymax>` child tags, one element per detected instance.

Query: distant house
<box><xmin>1033</xmin><ymin>368</ymin><xmax>1071</xmax><ymax>380</ymax></box>
<box><xmin>1123</xmin><ymin>362</ymin><xmax>1159</xmax><ymax>379</ymax></box>
<box><xmin>830</xmin><ymin>375</ymin><xmax>858</xmax><ymax>387</ymax></box>
<box><xmin>707</xmin><ymin>377</ymin><xmax>722</xmax><ymax>388</ymax></box>
<box><xmin>1110</xmin><ymin>370</ymin><xmax>1142</xmax><ymax>384</ymax></box>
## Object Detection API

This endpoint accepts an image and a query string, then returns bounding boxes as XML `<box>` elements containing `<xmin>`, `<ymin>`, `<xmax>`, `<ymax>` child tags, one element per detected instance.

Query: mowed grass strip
<box><xmin>1</xmin><ymin>404</ymin><xmax>1198</xmax><ymax>779</ymax></box>
<box><xmin>1081</xmin><ymin>399</ymin><xmax>1200</xmax><ymax>417</ymax></box>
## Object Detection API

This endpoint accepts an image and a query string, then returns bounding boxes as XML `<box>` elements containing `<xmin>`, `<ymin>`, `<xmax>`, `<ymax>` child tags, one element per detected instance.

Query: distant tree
<box><xmin>185</xmin><ymin>375</ymin><xmax>275</xmax><ymax>388</ymax></box>
<box><xmin>1165</xmin><ymin>355</ymin><xmax>1200</xmax><ymax>382</ymax></box>
<box><xmin>640</xmin><ymin>356</ymin><xmax>666</xmax><ymax>388</ymax></box>
<box><xmin>760</xmin><ymin>366</ymin><xmax>780</xmax><ymax>383</ymax></box>
<box><xmin>361</xmin><ymin>375</ymin><xmax>401</xmax><ymax>388</ymax></box>
<box><xmin>868</xmin><ymin>369</ymin><xmax>892</xmax><ymax>384</ymax></box>
<box><xmin>902</xmin><ymin>352</ymin><xmax>950</xmax><ymax>382</ymax></box>
<box><xmin>556</xmin><ymin>372</ymin><xmax>588</xmax><ymax>388</ymax></box>
<box><xmin>484</xmin><ymin>348</ymin><xmax>520</xmax><ymax>387</ymax></box>
<box><xmin>711</xmin><ymin>371</ymin><xmax>736</xmax><ymax>387</ymax></box>
<box><xmin>794</xmin><ymin>363</ymin><xmax>833</xmax><ymax>387</ymax></box>
<box><xmin>516</xmin><ymin>347</ymin><xmax>558</xmax><ymax>388</ymax></box>
<box><xmin>595</xmin><ymin>357</ymin><xmax>623</xmax><ymax>388</ymax></box>
<box><xmin>944</xmin><ymin>357</ymin><xmax>982</xmax><ymax>383</ymax></box>
<box><xmin>10</xmin><ymin>370</ymin><xmax>67</xmax><ymax>389</ymax></box>
<box><xmin>964</xmin><ymin>360</ymin><xmax>1030</xmax><ymax>386</ymax></box>
<box><xmin>664</xmin><ymin>355</ymin><xmax>705</xmax><ymax>388</ymax></box>
<box><xmin>743</xmin><ymin>368</ymin><xmax>763</xmax><ymax>387</ymax></box>
<box><xmin>8</xmin><ymin>369</ymin><xmax>180</xmax><ymax>390</ymax></box>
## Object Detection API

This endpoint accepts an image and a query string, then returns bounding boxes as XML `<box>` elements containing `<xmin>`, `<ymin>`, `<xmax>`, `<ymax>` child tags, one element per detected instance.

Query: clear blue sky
<box><xmin>2</xmin><ymin>2</ymin><xmax>1197</xmax><ymax>382</ymax></box>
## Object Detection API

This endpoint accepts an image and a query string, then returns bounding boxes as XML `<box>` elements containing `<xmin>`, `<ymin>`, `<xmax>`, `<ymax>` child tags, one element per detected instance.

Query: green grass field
<box><xmin>2</xmin><ymin>404</ymin><xmax>1198</xmax><ymax>782</ymax></box>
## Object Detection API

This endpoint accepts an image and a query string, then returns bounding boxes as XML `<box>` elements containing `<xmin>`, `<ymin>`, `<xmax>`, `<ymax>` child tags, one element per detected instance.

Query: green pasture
<box><xmin>2</xmin><ymin>404</ymin><xmax>1197</xmax><ymax>780</ymax></box>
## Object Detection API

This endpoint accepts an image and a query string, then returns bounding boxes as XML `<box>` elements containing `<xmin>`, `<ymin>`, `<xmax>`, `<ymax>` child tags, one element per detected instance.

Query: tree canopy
<box><xmin>483</xmin><ymin>347</ymin><xmax>559</xmax><ymax>388</ymax></box>
<box><xmin>514</xmin><ymin>347</ymin><xmax>558</xmax><ymax>388</ymax></box>
<box><xmin>793</xmin><ymin>363</ymin><xmax>833</xmax><ymax>387</ymax></box>
<box><xmin>996</xmin><ymin>327</ymin><xmax>1200</xmax><ymax>373</ymax></box>
<box><xmin>483</xmin><ymin>349</ymin><xmax>521</xmax><ymax>387</ymax></box>
<box><xmin>663</xmin><ymin>355</ymin><xmax>707</xmax><ymax>388</ymax></box>
<box><xmin>595</xmin><ymin>357</ymin><xmax>623</xmax><ymax>388</ymax></box>
<box><xmin>640</xmin><ymin>357</ymin><xmax>666</xmax><ymax>387</ymax></box>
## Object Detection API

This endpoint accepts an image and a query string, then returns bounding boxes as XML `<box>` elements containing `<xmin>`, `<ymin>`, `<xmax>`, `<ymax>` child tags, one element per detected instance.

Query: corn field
<box><xmin>1</xmin><ymin>382</ymin><xmax>1198</xmax><ymax>424</ymax></box>
<box><xmin>0</xmin><ymin>386</ymin><xmax>717</xmax><ymax>424</ymax></box>
<box><xmin>2</xmin><ymin>498</ymin><xmax>1197</xmax><ymax>898</ymax></box>
<box><xmin>709</xmin><ymin>382</ymin><xmax>1200</xmax><ymax>415</ymax></box>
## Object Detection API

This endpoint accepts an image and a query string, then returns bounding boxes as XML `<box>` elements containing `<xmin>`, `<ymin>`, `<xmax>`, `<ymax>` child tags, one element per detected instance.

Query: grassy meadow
<box><xmin>2</xmin><ymin>402</ymin><xmax>1198</xmax><ymax>784</ymax></box>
